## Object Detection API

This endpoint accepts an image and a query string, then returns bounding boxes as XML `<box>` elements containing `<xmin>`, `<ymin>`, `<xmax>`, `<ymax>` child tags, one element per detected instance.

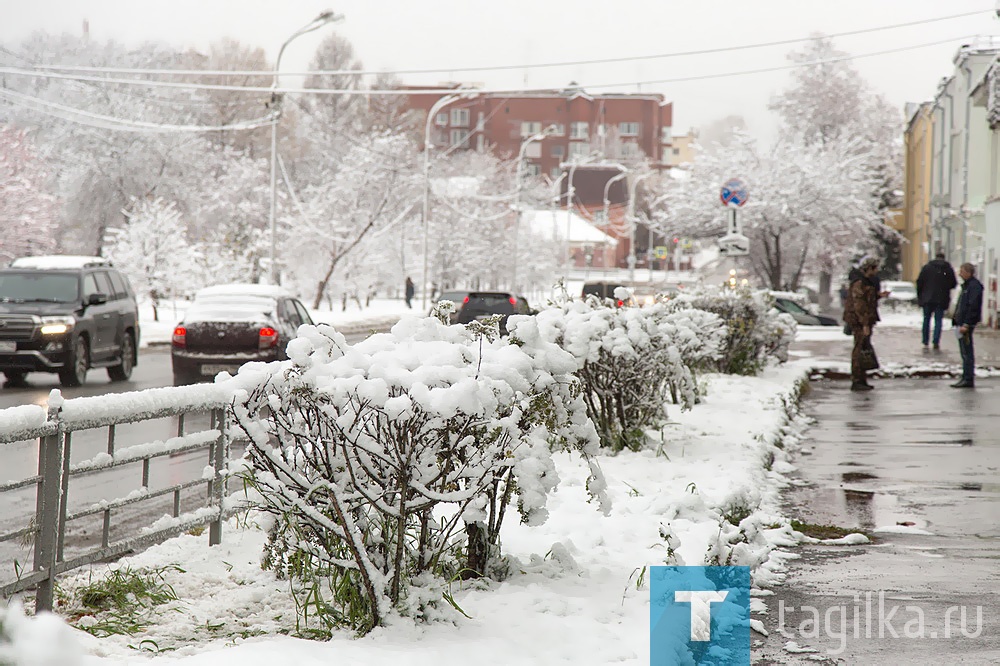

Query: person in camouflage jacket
<box><xmin>843</xmin><ymin>258</ymin><xmax>881</xmax><ymax>391</ymax></box>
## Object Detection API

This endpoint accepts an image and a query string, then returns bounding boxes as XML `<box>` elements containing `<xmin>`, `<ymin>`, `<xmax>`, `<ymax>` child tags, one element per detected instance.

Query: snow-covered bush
<box><xmin>666</xmin><ymin>287</ymin><xmax>796</xmax><ymax>375</ymax></box>
<box><xmin>524</xmin><ymin>295</ymin><xmax>722</xmax><ymax>452</ymax></box>
<box><xmin>229</xmin><ymin>315</ymin><xmax>604</xmax><ymax>634</ymax></box>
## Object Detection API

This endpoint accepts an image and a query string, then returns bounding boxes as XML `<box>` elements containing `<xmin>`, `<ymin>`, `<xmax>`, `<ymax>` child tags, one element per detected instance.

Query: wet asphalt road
<box><xmin>755</xmin><ymin>378</ymin><xmax>1000</xmax><ymax>664</ymax></box>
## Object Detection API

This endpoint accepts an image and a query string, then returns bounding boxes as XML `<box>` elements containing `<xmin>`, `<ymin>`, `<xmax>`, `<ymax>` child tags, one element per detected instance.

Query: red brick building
<box><xmin>405</xmin><ymin>85</ymin><xmax>674</xmax><ymax>180</ymax></box>
<box><xmin>404</xmin><ymin>85</ymin><xmax>674</xmax><ymax>269</ymax></box>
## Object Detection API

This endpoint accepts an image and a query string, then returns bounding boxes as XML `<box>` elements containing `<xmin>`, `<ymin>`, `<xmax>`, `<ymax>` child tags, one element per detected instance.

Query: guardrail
<box><xmin>0</xmin><ymin>384</ymin><xmax>240</xmax><ymax>613</ymax></box>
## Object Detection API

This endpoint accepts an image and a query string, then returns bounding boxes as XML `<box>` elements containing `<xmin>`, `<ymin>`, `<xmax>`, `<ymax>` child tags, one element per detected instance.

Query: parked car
<box><xmin>581</xmin><ymin>281</ymin><xmax>634</xmax><ymax>307</ymax></box>
<box><xmin>171</xmin><ymin>284</ymin><xmax>313</xmax><ymax>385</ymax></box>
<box><xmin>455</xmin><ymin>291</ymin><xmax>533</xmax><ymax>334</ymax></box>
<box><xmin>772</xmin><ymin>296</ymin><xmax>838</xmax><ymax>326</ymax></box>
<box><xmin>882</xmin><ymin>280</ymin><xmax>918</xmax><ymax>310</ymax></box>
<box><xmin>0</xmin><ymin>255</ymin><xmax>140</xmax><ymax>387</ymax></box>
<box><xmin>429</xmin><ymin>289</ymin><xmax>471</xmax><ymax>324</ymax></box>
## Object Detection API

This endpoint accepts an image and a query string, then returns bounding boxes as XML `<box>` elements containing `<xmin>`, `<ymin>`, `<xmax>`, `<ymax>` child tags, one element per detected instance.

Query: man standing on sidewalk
<box><xmin>916</xmin><ymin>251</ymin><xmax>957</xmax><ymax>350</ymax></box>
<box><xmin>844</xmin><ymin>258</ymin><xmax>882</xmax><ymax>391</ymax></box>
<box><xmin>951</xmin><ymin>263</ymin><xmax>983</xmax><ymax>388</ymax></box>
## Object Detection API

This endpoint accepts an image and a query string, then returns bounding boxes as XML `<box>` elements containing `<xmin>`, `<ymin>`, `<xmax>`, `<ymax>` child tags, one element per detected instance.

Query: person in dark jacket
<box><xmin>916</xmin><ymin>252</ymin><xmax>957</xmax><ymax>350</ymax></box>
<box><xmin>950</xmin><ymin>263</ymin><xmax>983</xmax><ymax>388</ymax></box>
<box><xmin>404</xmin><ymin>276</ymin><xmax>415</xmax><ymax>308</ymax></box>
<box><xmin>843</xmin><ymin>258</ymin><xmax>882</xmax><ymax>391</ymax></box>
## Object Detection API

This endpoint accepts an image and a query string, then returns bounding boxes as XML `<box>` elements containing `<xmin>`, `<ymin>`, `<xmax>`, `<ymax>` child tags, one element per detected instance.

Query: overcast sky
<box><xmin>2</xmin><ymin>0</ymin><xmax>999</xmax><ymax>137</ymax></box>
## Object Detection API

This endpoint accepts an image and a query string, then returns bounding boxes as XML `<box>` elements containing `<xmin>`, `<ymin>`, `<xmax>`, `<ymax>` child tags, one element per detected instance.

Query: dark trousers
<box><xmin>958</xmin><ymin>329</ymin><xmax>975</xmax><ymax>383</ymax></box>
<box><xmin>851</xmin><ymin>331</ymin><xmax>871</xmax><ymax>384</ymax></box>
<box><xmin>921</xmin><ymin>304</ymin><xmax>945</xmax><ymax>346</ymax></box>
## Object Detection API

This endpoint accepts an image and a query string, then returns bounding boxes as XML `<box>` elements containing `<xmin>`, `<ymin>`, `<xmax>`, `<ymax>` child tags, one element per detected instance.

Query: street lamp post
<box><xmin>511</xmin><ymin>125</ymin><xmax>557</xmax><ymax>293</ymax></box>
<box><xmin>268</xmin><ymin>10</ymin><xmax>342</xmax><ymax>285</ymax></box>
<box><xmin>626</xmin><ymin>172</ymin><xmax>653</xmax><ymax>285</ymax></box>
<box><xmin>421</xmin><ymin>93</ymin><xmax>467</xmax><ymax>310</ymax></box>
<box><xmin>563</xmin><ymin>155</ymin><xmax>602</xmax><ymax>283</ymax></box>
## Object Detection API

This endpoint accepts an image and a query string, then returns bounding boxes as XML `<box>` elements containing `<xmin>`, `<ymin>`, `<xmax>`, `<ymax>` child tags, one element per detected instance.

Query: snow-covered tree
<box><xmin>768</xmin><ymin>35</ymin><xmax>903</xmax><ymax>294</ymax></box>
<box><xmin>282</xmin><ymin>132</ymin><xmax>421</xmax><ymax>308</ymax></box>
<box><xmin>651</xmin><ymin>130</ymin><xmax>881</xmax><ymax>291</ymax></box>
<box><xmin>0</xmin><ymin>126</ymin><xmax>58</xmax><ymax>263</ymax></box>
<box><xmin>107</xmin><ymin>198</ymin><xmax>198</xmax><ymax>319</ymax></box>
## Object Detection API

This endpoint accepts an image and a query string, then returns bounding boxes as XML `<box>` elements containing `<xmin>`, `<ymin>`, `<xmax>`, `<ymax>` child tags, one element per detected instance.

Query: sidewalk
<box><xmin>756</xmin><ymin>315</ymin><xmax>1000</xmax><ymax>663</ymax></box>
<box><xmin>793</xmin><ymin>310</ymin><xmax>1000</xmax><ymax>377</ymax></box>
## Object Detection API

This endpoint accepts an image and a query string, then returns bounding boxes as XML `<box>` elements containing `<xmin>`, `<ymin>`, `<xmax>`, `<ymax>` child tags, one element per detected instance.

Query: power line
<box><xmin>0</xmin><ymin>35</ymin><xmax>974</xmax><ymax>99</ymax></box>
<box><xmin>0</xmin><ymin>87</ymin><xmax>277</xmax><ymax>133</ymax></box>
<box><xmin>18</xmin><ymin>8</ymin><xmax>992</xmax><ymax>79</ymax></box>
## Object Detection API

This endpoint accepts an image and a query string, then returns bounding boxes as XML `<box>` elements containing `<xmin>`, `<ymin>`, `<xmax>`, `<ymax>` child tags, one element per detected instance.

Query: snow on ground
<box><xmin>2</xmin><ymin>363</ymin><xmax>817</xmax><ymax>666</ymax></box>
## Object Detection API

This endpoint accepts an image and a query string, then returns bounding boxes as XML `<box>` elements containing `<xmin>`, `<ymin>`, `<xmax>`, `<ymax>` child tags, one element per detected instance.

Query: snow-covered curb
<box><xmin>1</xmin><ymin>363</ymin><xmax>827</xmax><ymax>665</ymax></box>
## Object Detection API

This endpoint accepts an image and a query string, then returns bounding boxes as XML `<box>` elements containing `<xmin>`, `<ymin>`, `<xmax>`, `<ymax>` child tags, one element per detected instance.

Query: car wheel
<box><xmin>59</xmin><ymin>336</ymin><xmax>89</xmax><ymax>387</ymax></box>
<box><xmin>107</xmin><ymin>332</ymin><xmax>135</xmax><ymax>382</ymax></box>
<box><xmin>3</xmin><ymin>370</ymin><xmax>28</xmax><ymax>387</ymax></box>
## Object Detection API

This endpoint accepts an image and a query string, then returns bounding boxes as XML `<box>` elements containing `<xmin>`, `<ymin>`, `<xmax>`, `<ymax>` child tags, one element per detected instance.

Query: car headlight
<box><xmin>40</xmin><ymin>316</ymin><xmax>76</xmax><ymax>336</ymax></box>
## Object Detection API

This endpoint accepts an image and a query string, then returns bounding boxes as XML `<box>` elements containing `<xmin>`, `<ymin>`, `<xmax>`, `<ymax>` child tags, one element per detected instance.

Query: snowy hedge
<box><xmin>229</xmin><ymin>316</ymin><xmax>607</xmax><ymax>634</ymax></box>
<box><xmin>665</xmin><ymin>287</ymin><xmax>796</xmax><ymax>376</ymax></box>
<box><xmin>521</xmin><ymin>293</ymin><xmax>725</xmax><ymax>452</ymax></box>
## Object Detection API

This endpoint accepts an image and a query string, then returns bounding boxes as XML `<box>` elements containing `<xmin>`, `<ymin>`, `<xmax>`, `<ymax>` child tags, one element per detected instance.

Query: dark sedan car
<box><xmin>456</xmin><ymin>291</ymin><xmax>533</xmax><ymax>334</ymax></box>
<box><xmin>430</xmin><ymin>290</ymin><xmax>471</xmax><ymax>324</ymax></box>
<box><xmin>171</xmin><ymin>284</ymin><xmax>313</xmax><ymax>385</ymax></box>
<box><xmin>773</xmin><ymin>297</ymin><xmax>838</xmax><ymax>326</ymax></box>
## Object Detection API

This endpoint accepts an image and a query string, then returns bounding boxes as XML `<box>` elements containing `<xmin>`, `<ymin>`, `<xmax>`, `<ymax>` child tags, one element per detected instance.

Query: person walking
<box><xmin>916</xmin><ymin>252</ymin><xmax>957</xmax><ymax>350</ymax></box>
<box><xmin>404</xmin><ymin>276</ymin><xmax>415</xmax><ymax>309</ymax></box>
<box><xmin>843</xmin><ymin>258</ymin><xmax>882</xmax><ymax>391</ymax></box>
<box><xmin>950</xmin><ymin>263</ymin><xmax>983</xmax><ymax>389</ymax></box>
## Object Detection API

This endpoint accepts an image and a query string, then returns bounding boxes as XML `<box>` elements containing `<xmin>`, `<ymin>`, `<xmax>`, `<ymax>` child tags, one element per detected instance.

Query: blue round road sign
<box><xmin>720</xmin><ymin>178</ymin><xmax>749</xmax><ymax>207</ymax></box>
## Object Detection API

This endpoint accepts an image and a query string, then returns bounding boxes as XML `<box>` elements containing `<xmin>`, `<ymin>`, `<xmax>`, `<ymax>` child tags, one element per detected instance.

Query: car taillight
<box><xmin>616</xmin><ymin>300</ymin><xmax>624</xmax><ymax>307</ymax></box>
<box><xmin>259</xmin><ymin>326</ymin><xmax>279</xmax><ymax>349</ymax></box>
<box><xmin>171</xmin><ymin>326</ymin><xmax>186</xmax><ymax>347</ymax></box>
<box><xmin>463</xmin><ymin>296</ymin><xmax>470</xmax><ymax>304</ymax></box>
<box><xmin>508</xmin><ymin>297</ymin><xmax>516</xmax><ymax>305</ymax></box>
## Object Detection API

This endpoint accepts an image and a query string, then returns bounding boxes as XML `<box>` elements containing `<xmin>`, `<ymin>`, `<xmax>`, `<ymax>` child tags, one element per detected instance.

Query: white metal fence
<box><xmin>0</xmin><ymin>384</ymin><xmax>240</xmax><ymax>613</ymax></box>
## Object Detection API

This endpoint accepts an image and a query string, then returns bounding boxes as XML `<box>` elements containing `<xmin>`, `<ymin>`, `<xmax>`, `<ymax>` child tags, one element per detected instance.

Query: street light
<box><xmin>626</xmin><ymin>172</ymin><xmax>653</xmax><ymax>285</ymax></box>
<box><xmin>563</xmin><ymin>153</ymin><xmax>602</xmax><ymax>283</ymax></box>
<box><xmin>511</xmin><ymin>125</ymin><xmax>558</xmax><ymax>293</ymax></box>
<box><xmin>268</xmin><ymin>10</ymin><xmax>343</xmax><ymax>285</ymax></box>
<box><xmin>421</xmin><ymin>92</ymin><xmax>471</xmax><ymax>310</ymax></box>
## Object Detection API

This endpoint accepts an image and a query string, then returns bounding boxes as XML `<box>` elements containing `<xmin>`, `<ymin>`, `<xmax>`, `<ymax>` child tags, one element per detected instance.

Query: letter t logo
<box><xmin>674</xmin><ymin>590</ymin><xmax>729</xmax><ymax>641</ymax></box>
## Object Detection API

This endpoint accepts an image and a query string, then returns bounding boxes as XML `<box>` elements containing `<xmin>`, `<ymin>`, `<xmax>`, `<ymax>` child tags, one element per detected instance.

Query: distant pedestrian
<box><xmin>404</xmin><ymin>276</ymin><xmax>415</xmax><ymax>309</ymax></box>
<box><xmin>950</xmin><ymin>263</ymin><xmax>983</xmax><ymax>389</ymax></box>
<box><xmin>843</xmin><ymin>258</ymin><xmax>882</xmax><ymax>391</ymax></box>
<box><xmin>916</xmin><ymin>252</ymin><xmax>957</xmax><ymax>350</ymax></box>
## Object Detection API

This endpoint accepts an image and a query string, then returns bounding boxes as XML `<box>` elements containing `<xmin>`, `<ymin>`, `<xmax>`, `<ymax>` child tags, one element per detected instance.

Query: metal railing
<box><xmin>0</xmin><ymin>384</ymin><xmax>238</xmax><ymax>613</ymax></box>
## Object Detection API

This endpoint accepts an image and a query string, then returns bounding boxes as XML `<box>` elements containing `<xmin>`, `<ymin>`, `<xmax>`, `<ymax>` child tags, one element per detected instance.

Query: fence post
<box><xmin>209</xmin><ymin>407</ymin><xmax>229</xmax><ymax>546</ymax></box>
<box><xmin>34</xmin><ymin>402</ymin><xmax>64</xmax><ymax>613</ymax></box>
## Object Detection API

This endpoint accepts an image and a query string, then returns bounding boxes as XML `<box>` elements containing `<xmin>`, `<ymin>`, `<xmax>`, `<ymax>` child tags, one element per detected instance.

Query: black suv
<box><xmin>0</xmin><ymin>256</ymin><xmax>140</xmax><ymax>387</ymax></box>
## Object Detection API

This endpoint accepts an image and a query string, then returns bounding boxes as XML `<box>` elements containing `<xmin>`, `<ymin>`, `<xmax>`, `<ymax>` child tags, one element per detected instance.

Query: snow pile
<box><xmin>0</xmin><ymin>601</ymin><xmax>90</xmax><ymax>666</ymax></box>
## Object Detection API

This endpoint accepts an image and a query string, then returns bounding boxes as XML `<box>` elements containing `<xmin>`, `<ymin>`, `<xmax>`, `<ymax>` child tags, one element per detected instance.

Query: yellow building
<box><xmin>902</xmin><ymin>103</ymin><xmax>934</xmax><ymax>281</ymax></box>
<box><xmin>666</xmin><ymin>129</ymin><xmax>698</xmax><ymax>167</ymax></box>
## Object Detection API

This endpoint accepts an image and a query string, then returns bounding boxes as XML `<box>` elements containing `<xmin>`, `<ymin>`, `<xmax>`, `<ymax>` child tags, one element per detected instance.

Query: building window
<box><xmin>435</xmin><ymin>112</ymin><xmax>448</xmax><ymax>126</ymax></box>
<box><xmin>524</xmin><ymin>143</ymin><xmax>542</xmax><ymax>159</ymax></box>
<box><xmin>661</xmin><ymin>126</ymin><xmax>673</xmax><ymax>143</ymax></box>
<box><xmin>451</xmin><ymin>108</ymin><xmax>470</xmax><ymax>127</ymax></box>
<box><xmin>525</xmin><ymin>163</ymin><xmax>541</xmax><ymax>177</ymax></box>
<box><xmin>570</xmin><ymin>122</ymin><xmax>589</xmax><ymax>140</ymax></box>
<box><xmin>672</xmin><ymin>148</ymin><xmax>680</xmax><ymax>155</ymax></box>
<box><xmin>550</xmin><ymin>166</ymin><xmax>562</xmax><ymax>179</ymax></box>
<box><xmin>450</xmin><ymin>129</ymin><xmax>470</xmax><ymax>147</ymax></box>
<box><xmin>619</xmin><ymin>122</ymin><xmax>640</xmax><ymax>136</ymax></box>
<box><xmin>620</xmin><ymin>142</ymin><xmax>641</xmax><ymax>158</ymax></box>
<box><xmin>592</xmin><ymin>209</ymin><xmax>607</xmax><ymax>224</ymax></box>
<box><xmin>568</xmin><ymin>142</ymin><xmax>591</xmax><ymax>160</ymax></box>
<box><xmin>434</xmin><ymin>129</ymin><xmax>448</xmax><ymax>146</ymax></box>
<box><xmin>520</xmin><ymin>121</ymin><xmax>542</xmax><ymax>137</ymax></box>
<box><xmin>551</xmin><ymin>144</ymin><xmax>565</xmax><ymax>158</ymax></box>
<box><xmin>550</xmin><ymin>123</ymin><xmax>565</xmax><ymax>136</ymax></box>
